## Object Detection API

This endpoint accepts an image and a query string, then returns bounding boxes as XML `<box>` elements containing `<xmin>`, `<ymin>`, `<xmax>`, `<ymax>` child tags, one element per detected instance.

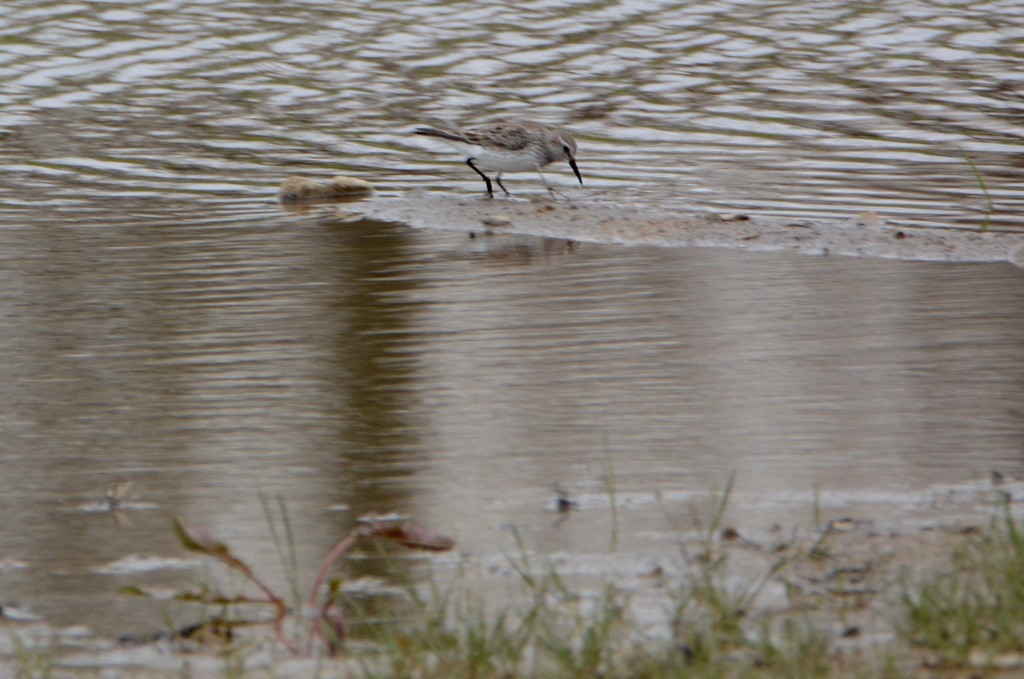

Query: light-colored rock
<box><xmin>278</xmin><ymin>175</ymin><xmax>373</xmax><ymax>203</ymax></box>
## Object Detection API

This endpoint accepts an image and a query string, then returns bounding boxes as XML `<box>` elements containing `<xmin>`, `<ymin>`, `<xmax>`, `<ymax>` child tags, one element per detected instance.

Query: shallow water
<box><xmin>0</xmin><ymin>0</ymin><xmax>1023</xmax><ymax>643</ymax></box>
<box><xmin>1</xmin><ymin>202</ymin><xmax>1022</xmax><ymax>637</ymax></box>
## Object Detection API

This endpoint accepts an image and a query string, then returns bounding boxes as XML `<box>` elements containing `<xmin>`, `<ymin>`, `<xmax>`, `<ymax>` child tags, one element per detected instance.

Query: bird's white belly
<box><xmin>470</xmin><ymin>148</ymin><xmax>544</xmax><ymax>173</ymax></box>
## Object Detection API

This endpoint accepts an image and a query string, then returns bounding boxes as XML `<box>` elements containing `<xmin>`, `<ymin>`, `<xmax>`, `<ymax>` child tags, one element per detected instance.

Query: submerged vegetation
<box><xmin>5</xmin><ymin>486</ymin><xmax>1024</xmax><ymax>677</ymax></box>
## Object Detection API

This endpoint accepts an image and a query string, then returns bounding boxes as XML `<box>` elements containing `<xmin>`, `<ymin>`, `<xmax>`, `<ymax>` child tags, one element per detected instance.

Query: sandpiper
<box><xmin>414</xmin><ymin>121</ymin><xmax>583</xmax><ymax>198</ymax></box>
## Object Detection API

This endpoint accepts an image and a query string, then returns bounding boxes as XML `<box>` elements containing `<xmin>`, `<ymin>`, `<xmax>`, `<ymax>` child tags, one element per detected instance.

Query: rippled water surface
<box><xmin>2</xmin><ymin>0</ymin><xmax>1024</xmax><ymax>226</ymax></box>
<box><xmin>1</xmin><ymin>0</ymin><xmax>1023</xmax><ymax>643</ymax></box>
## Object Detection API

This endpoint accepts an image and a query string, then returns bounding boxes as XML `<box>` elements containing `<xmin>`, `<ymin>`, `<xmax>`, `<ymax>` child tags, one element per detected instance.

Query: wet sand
<box><xmin>339</xmin><ymin>191</ymin><xmax>1024</xmax><ymax>265</ymax></box>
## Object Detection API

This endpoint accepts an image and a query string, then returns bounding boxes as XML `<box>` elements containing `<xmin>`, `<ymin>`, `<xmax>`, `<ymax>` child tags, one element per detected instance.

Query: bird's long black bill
<box><xmin>569</xmin><ymin>158</ymin><xmax>583</xmax><ymax>185</ymax></box>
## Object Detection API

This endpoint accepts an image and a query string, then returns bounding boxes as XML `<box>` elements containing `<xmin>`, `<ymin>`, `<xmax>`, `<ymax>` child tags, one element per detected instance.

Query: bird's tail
<box><xmin>414</xmin><ymin>126</ymin><xmax>471</xmax><ymax>144</ymax></box>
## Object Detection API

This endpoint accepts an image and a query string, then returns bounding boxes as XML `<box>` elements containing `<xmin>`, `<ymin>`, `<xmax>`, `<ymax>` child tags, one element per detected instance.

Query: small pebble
<box><xmin>482</xmin><ymin>215</ymin><xmax>511</xmax><ymax>228</ymax></box>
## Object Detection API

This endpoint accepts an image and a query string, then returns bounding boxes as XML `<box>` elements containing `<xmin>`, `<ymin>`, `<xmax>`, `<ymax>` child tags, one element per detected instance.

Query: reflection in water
<box><xmin>0</xmin><ymin>202</ymin><xmax>1021</xmax><ymax>637</ymax></box>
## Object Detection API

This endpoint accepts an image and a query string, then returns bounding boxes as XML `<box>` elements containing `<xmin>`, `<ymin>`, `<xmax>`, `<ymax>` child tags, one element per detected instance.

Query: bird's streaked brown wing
<box><xmin>462</xmin><ymin>123</ymin><xmax>534</xmax><ymax>152</ymax></box>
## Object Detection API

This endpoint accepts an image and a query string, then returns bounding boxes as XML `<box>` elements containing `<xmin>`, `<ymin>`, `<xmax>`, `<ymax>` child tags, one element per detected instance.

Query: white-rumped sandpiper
<box><xmin>414</xmin><ymin>121</ymin><xmax>583</xmax><ymax>198</ymax></box>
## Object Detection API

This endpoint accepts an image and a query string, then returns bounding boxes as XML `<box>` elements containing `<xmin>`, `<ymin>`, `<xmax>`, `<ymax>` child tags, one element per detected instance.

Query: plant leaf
<box><xmin>173</xmin><ymin>518</ymin><xmax>227</xmax><ymax>556</ymax></box>
<box><xmin>172</xmin><ymin>518</ymin><xmax>258</xmax><ymax>580</ymax></box>
<box><xmin>374</xmin><ymin>522</ymin><xmax>454</xmax><ymax>551</ymax></box>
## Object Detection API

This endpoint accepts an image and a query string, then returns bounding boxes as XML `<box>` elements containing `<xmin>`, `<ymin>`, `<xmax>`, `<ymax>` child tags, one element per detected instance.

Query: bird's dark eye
<box><xmin>563</xmin><ymin>145</ymin><xmax>571</xmax><ymax>154</ymax></box>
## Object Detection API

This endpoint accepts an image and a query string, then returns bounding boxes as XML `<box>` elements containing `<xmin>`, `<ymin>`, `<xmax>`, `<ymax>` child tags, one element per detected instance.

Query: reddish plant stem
<box><xmin>223</xmin><ymin>556</ymin><xmax>303</xmax><ymax>655</ymax></box>
<box><xmin>302</xmin><ymin>525</ymin><xmax>379</xmax><ymax>654</ymax></box>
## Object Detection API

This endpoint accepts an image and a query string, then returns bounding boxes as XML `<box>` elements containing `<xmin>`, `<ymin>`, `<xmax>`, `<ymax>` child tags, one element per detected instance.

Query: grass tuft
<box><xmin>958</xmin><ymin>146</ymin><xmax>994</xmax><ymax>232</ymax></box>
<box><xmin>900</xmin><ymin>496</ymin><xmax>1024</xmax><ymax>667</ymax></box>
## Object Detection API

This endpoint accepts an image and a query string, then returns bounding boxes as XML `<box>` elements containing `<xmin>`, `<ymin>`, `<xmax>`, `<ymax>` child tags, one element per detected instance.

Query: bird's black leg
<box><xmin>466</xmin><ymin>158</ymin><xmax>493</xmax><ymax>198</ymax></box>
<box><xmin>495</xmin><ymin>173</ymin><xmax>511</xmax><ymax>196</ymax></box>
